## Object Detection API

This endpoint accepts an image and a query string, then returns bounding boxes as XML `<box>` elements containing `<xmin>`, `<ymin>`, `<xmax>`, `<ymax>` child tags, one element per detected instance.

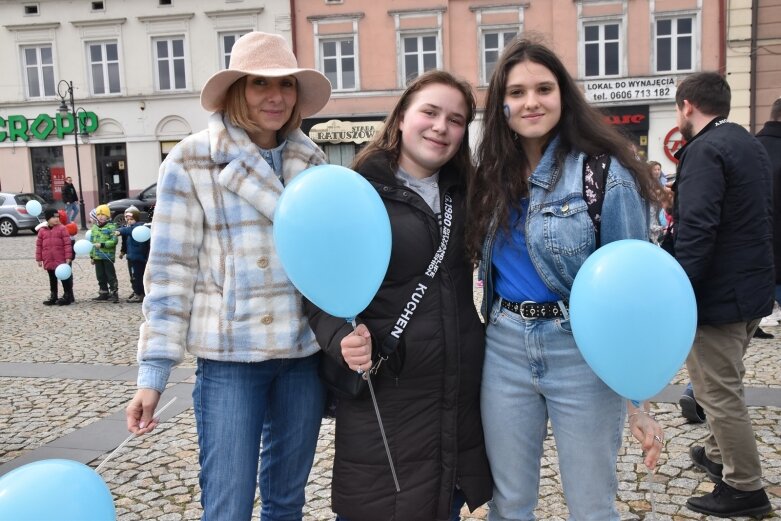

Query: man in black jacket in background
<box><xmin>757</xmin><ymin>98</ymin><xmax>781</xmax><ymax>313</ymax></box>
<box><xmin>672</xmin><ymin>72</ymin><xmax>774</xmax><ymax>518</ymax></box>
<box><xmin>62</xmin><ymin>176</ymin><xmax>79</xmax><ymax>225</ymax></box>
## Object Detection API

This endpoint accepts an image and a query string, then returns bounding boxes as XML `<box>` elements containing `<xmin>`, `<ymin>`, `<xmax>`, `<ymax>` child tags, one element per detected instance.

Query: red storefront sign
<box><xmin>663</xmin><ymin>127</ymin><xmax>686</xmax><ymax>163</ymax></box>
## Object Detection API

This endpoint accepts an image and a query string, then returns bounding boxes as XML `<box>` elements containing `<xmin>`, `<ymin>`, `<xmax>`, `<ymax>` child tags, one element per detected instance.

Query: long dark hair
<box><xmin>353</xmin><ymin>70</ymin><xmax>476</xmax><ymax>182</ymax></box>
<box><xmin>465</xmin><ymin>37</ymin><xmax>657</xmax><ymax>262</ymax></box>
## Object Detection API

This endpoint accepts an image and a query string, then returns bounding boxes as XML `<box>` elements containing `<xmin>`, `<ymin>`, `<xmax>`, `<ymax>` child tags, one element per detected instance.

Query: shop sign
<box><xmin>0</xmin><ymin>112</ymin><xmax>99</xmax><ymax>142</ymax></box>
<box><xmin>309</xmin><ymin>120</ymin><xmax>383</xmax><ymax>144</ymax></box>
<box><xmin>663</xmin><ymin>127</ymin><xmax>685</xmax><ymax>163</ymax></box>
<box><xmin>599</xmin><ymin>105</ymin><xmax>649</xmax><ymax>132</ymax></box>
<box><xmin>582</xmin><ymin>75</ymin><xmax>676</xmax><ymax>103</ymax></box>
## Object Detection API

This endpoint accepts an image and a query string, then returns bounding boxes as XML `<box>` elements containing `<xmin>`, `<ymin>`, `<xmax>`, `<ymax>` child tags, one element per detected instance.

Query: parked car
<box><xmin>0</xmin><ymin>192</ymin><xmax>46</xmax><ymax>237</ymax></box>
<box><xmin>107</xmin><ymin>183</ymin><xmax>156</xmax><ymax>225</ymax></box>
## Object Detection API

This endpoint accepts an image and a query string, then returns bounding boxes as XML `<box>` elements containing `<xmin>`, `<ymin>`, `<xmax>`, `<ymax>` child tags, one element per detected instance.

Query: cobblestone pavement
<box><xmin>1</xmin><ymin>233</ymin><xmax>780</xmax><ymax>520</ymax></box>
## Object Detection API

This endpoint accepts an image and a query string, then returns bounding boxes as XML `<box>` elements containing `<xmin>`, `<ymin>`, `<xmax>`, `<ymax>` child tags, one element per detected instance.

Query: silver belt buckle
<box><xmin>520</xmin><ymin>300</ymin><xmax>537</xmax><ymax>320</ymax></box>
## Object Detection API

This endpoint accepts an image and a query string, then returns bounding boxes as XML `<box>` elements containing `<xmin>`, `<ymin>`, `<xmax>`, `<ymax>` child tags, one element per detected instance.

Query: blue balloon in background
<box><xmin>273</xmin><ymin>164</ymin><xmax>392</xmax><ymax>319</ymax></box>
<box><xmin>73</xmin><ymin>239</ymin><xmax>93</xmax><ymax>256</ymax></box>
<box><xmin>54</xmin><ymin>263</ymin><xmax>72</xmax><ymax>280</ymax></box>
<box><xmin>659</xmin><ymin>209</ymin><xmax>668</xmax><ymax>227</ymax></box>
<box><xmin>25</xmin><ymin>200</ymin><xmax>42</xmax><ymax>217</ymax></box>
<box><xmin>85</xmin><ymin>230</ymin><xmax>92</xmax><ymax>242</ymax></box>
<box><xmin>0</xmin><ymin>459</ymin><xmax>116</xmax><ymax>520</ymax></box>
<box><xmin>569</xmin><ymin>239</ymin><xmax>697</xmax><ymax>401</ymax></box>
<box><xmin>131</xmin><ymin>225</ymin><xmax>151</xmax><ymax>242</ymax></box>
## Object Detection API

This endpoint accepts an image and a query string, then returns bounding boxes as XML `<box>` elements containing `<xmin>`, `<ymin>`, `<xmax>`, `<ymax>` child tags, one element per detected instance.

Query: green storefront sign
<box><xmin>0</xmin><ymin>112</ymin><xmax>99</xmax><ymax>142</ymax></box>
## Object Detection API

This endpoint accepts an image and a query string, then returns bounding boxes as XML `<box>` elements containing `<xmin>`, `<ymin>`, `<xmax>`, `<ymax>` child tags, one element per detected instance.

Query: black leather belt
<box><xmin>500</xmin><ymin>298</ymin><xmax>568</xmax><ymax>320</ymax></box>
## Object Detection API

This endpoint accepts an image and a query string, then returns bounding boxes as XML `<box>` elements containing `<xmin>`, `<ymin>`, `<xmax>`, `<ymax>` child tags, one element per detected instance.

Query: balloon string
<box><xmin>94</xmin><ymin>397</ymin><xmax>177</xmax><ymax>475</ymax></box>
<box><xmin>646</xmin><ymin>467</ymin><xmax>657</xmax><ymax>519</ymax></box>
<box><xmin>348</xmin><ymin>318</ymin><xmax>400</xmax><ymax>492</ymax></box>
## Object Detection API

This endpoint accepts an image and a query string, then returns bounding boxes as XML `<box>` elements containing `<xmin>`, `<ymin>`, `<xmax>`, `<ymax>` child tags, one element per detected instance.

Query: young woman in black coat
<box><xmin>305</xmin><ymin>70</ymin><xmax>492</xmax><ymax>521</ymax></box>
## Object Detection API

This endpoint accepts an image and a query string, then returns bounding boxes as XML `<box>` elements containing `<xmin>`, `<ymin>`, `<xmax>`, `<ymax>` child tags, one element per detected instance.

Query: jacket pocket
<box><xmin>540</xmin><ymin>196</ymin><xmax>592</xmax><ymax>256</ymax></box>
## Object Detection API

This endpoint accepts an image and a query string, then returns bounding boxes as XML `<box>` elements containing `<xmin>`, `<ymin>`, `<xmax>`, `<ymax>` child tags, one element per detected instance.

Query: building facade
<box><xmin>0</xmin><ymin>0</ymin><xmax>751</xmax><ymax>209</ymax></box>
<box><xmin>295</xmin><ymin>0</ymin><xmax>722</xmax><ymax>175</ymax></box>
<box><xmin>0</xmin><ymin>0</ymin><xmax>292</xmax><ymax>211</ymax></box>
<box><xmin>726</xmin><ymin>0</ymin><xmax>781</xmax><ymax>132</ymax></box>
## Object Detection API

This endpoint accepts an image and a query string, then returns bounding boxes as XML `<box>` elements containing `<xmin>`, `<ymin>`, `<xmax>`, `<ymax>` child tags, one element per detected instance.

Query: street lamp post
<box><xmin>56</xmin><ymin>80</ymin><xmax>88</xmax><ymax>230</ymax></box>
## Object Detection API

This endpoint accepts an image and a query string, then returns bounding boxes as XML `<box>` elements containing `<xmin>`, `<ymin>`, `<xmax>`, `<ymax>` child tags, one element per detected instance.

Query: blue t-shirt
<box><xmin>492</xmin><ymin>198</ymin><xmax>559</xmax><ymax>303</ymax></box>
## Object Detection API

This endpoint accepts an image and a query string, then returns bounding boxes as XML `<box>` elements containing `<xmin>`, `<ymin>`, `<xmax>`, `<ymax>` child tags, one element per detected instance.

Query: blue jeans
<box><xmin>775</xmin><ymin>284</ymin><xmax>781</xmax><ymax>306</ymax></box>
<box><xmin>335</xmin><ymin>488</ymin><xmax>466</xmax><ymax>521</ymax></box>
<box><xmin>193</xmin><ymin>355</ymin><xmax>326</xmax><ymax>521</ymax></box>
<box><xmin>65</xmin><ymin>202</ymin><xmax>79</xmax><ymax>224</ymax></box>
<box><xmin>481</xmin><ymin>300</ymin><xmax>625</xmax><ymax>521</ymax></box>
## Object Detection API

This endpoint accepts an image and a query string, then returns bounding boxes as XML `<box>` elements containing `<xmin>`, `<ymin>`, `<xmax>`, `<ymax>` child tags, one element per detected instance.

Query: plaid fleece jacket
<box><xmin>137</xmin><ymin>113</ymin><xmax>326</xmax><ymax>385</ymax></box>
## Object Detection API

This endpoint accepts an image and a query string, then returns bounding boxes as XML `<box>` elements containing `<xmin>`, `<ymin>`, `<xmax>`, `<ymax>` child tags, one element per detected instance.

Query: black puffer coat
<box><xmin>306</xmin><ymin>152</ymin><xmax>492</xmax><ymax>521</ymax></box>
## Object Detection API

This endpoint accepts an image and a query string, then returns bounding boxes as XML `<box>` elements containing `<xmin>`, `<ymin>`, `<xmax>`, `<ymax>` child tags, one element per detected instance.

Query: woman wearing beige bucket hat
<box><xmin>125</xmin><ymin>32</ymin><xmax>331</xmax><ymax>520</ymax></box>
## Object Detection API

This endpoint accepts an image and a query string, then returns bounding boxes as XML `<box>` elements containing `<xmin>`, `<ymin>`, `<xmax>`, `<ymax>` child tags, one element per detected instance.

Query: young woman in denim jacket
<box><xmin>125</xmin><ymin>32</ymin><xmax>330</xmax><ymax>521</ymax></box>
<box><xmin>466</xmin><ymin>38</ymin><xmax>664</xmax><ymax>521</ymax></box>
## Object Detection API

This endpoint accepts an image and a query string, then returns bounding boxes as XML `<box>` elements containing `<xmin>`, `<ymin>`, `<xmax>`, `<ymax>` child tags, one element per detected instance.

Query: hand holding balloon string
<box><xmin>341</xmin><ymin>323</ymin><xmax>373</xmax><ymax>374</ymax></box>
<box><xmin>94</xmin><ymin>396</ymin><xmax>177</xmax><ymax>475</ymax></box>
<box><xmin>627</xmin><ymin>402</ymin><xmax>664</xmax><ymax>470</ymax></box>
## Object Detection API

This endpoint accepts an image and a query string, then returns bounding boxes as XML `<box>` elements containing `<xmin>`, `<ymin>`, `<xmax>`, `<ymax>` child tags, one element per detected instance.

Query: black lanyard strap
<box><xmin>379</xmin><ymin>192</ymin><xmax>453</xmax><ymax>358</ymax></box>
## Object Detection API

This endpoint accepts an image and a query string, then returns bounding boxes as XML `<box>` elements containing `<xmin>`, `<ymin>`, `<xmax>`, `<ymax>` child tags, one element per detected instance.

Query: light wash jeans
<box><xmin>65</xmin><ymin>202</ymin><xmax>79</xmax><ymax>224</ymax></box>
<box><xmin>481</xmin><ymin>300</ymin><xmax>625</xmax><ymax>521</ymax></box>
<box><xmin>193</xmin><ymin>355</ymin><xmax>326</xmax><ymax>521</ymax></box>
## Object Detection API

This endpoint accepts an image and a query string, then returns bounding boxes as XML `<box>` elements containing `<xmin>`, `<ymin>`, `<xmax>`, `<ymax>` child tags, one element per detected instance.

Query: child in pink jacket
<box><xmin>36</xmin><ymin>207</ymin><xmax>74</xmax><ymax>305</ymax></box>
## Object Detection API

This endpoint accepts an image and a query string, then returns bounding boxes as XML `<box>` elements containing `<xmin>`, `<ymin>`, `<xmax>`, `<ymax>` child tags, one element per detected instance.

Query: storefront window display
<box><xmin>30</xmin><ymin>146</ymin><xmax>64</xmax><ymax>203</ymax></box>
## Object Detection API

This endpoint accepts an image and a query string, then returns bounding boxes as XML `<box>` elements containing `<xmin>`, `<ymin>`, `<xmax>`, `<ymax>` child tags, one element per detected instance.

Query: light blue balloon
<box><xmin>273</xmin><ymin>164</ymin><xmax>392</xmax><ymax>319</ymax></box>
<box><xmin>569</xmin><ymin>239</ymin><xmax>697</xmax><ymax>401</ymax></box>
<box><xmin>0</xmin><ymin>459</ymin><xmax>115</xmax><ymax>520</ymax></box>
<box><xmin>85</xmin><ymin>230</ymin><xmax>92</xmax><ymax>242</ymax></box>
<box><xmin>25</xmin><ymin>200</ymin><xmax>42</xmax><ymax>217</ymax></box>
<box><xmin>131</xmin><ymin>225</ymin><xmax>151</xmax><ymax>242</ymax></box>
<box><xmin>73</xmin><ymin>239</ymin><xmax>93</xmax><ymax>256</ymax></box>
<box><xmin>54</xmin><ymin>263</ymin><xmax>72</xmax><ymax>280</ymax></box>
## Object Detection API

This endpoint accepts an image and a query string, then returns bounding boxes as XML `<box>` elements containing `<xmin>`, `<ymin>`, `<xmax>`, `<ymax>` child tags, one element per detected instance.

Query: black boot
<box><xmin>110</xmin><ymin>290</ymin><xmax>119</xmax><ymax>303</ymax></box>
<box><xmin>57</xmin><ymin>291</ymin><xmax>74</xmax><ymax>306</ymax></box>
<box><xmin>686</xmin><ymin>481</ymin><xmax>771</xmax><ymax>518</ymax></box>
<box><xmin>92</xmin><ymin>291</ymin><xmax>109</xmax><ymax>301</ymax></box>
<box><xmin>43</xmin><ymin>292</ymin><xmax>57</xmax><ymax>305</ymax></box>
<box><xmin>689</xmin><ymin>446</ymin><xmax>723</xmax><ymax>483</ymax></box>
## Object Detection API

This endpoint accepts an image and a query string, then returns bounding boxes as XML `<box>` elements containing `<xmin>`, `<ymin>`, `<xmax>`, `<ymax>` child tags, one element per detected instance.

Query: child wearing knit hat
<box><xmin>89</xmin><ymin>204</ymin><xmax>120</xmax><ymax>302</ymax></box>
<box><xmin>116</xmin><ymin>205</ymin><xmax>149</xmax><ymax>302</ymax></box>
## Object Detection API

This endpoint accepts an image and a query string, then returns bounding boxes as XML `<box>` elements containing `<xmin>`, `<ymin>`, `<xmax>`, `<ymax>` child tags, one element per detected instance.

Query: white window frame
<box><xmin>320</xmin><ymin>36</ymin><xmax>357</xmax><ymax>91</ymax></box>
<box><xmin>654</xmin><ymin>13</ymin><xmax>697</xmax><ymax>74</ymax></box>
<box><xmin>391</xmin><ymin>9</ymin><xmax>443</xmax><ymax>88</ymax></box>
<box><xmin>472</xmin><ymin>5</ymin><xmax>524</xmax><ymax>86</ymax></box>
<box><xmin>152</xmin><ymin>35</ymin><xmax>188</xmax><ymax>91</ymax></box>
<box><xmin>87</xmin><ymin>40</ymin><xmax>122</xmax><ymax>95</ymax></box>
<box><xmin>21</xmin><ymin>44</ymin><xmax>56</xmax><ymax>99</ymax></box>
<box><xmin>400</xmin><ymin>32</ymin><xmax>440</xmax><ymax>84</ymax></box>
<box><xmin>480</xmin><ymin>28</ymin><xmax>519</xmax><ymax>85</ymax></box>
<box><xmin>580</xmin><ymin>18</ymin><xmax>624</xmax><ymax>78</ymax></box>
<box><xmin>311</xmin><ymin>16</ymin><xmax>361</xmax><ymax>92</ymax></box>
<box><xmin>219</xmin><ymin>31</ymin><xmax>248</xmax><ymax>69</ymax></box>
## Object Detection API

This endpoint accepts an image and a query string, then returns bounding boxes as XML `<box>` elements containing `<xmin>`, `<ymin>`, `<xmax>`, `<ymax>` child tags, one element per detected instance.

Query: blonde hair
<box><xmin>223</xmin><ymin>76</ymin><xmax>302</xmax><ymax>139</ymax></box>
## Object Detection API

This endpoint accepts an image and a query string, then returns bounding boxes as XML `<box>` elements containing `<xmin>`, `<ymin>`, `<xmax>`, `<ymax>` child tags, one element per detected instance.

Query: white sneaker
<box><xmin>760</xmin><ymin>317</ymin><xmax>778</xmax><ymax>327</ymax></box>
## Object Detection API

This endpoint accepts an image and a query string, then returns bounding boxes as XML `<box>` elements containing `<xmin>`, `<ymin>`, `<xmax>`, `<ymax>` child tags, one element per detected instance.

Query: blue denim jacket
<box><xmin>478</xmin><ymin>136</ymin><xmax>649</xmax><ymax>319</ymax></box>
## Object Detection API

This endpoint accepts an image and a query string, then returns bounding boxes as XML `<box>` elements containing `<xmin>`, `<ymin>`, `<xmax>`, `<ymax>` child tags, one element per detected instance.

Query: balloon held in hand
<box><xmin>273</xmin><ymin>164</ymin><xmax>392</xmax><ymax>319</ymax></box>
<box><xmin>569</xmin><ymin>239</ymin><xmax>697</xmax><ymax>401</ymax></box>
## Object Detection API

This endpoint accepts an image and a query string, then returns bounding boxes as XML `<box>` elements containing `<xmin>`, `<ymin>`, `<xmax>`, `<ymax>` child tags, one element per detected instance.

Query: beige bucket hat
<box><xmin>200</xmin><ymin>32</ymin><xmax>332</xmax><ymax>117</ymax></box>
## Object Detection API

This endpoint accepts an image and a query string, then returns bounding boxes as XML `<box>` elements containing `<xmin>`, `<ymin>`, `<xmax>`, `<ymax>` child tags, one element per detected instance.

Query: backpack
<box><xmin>583</xmin><ymin>154</ymin><xmax>611</xmax><ymax>247</ymax></box>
